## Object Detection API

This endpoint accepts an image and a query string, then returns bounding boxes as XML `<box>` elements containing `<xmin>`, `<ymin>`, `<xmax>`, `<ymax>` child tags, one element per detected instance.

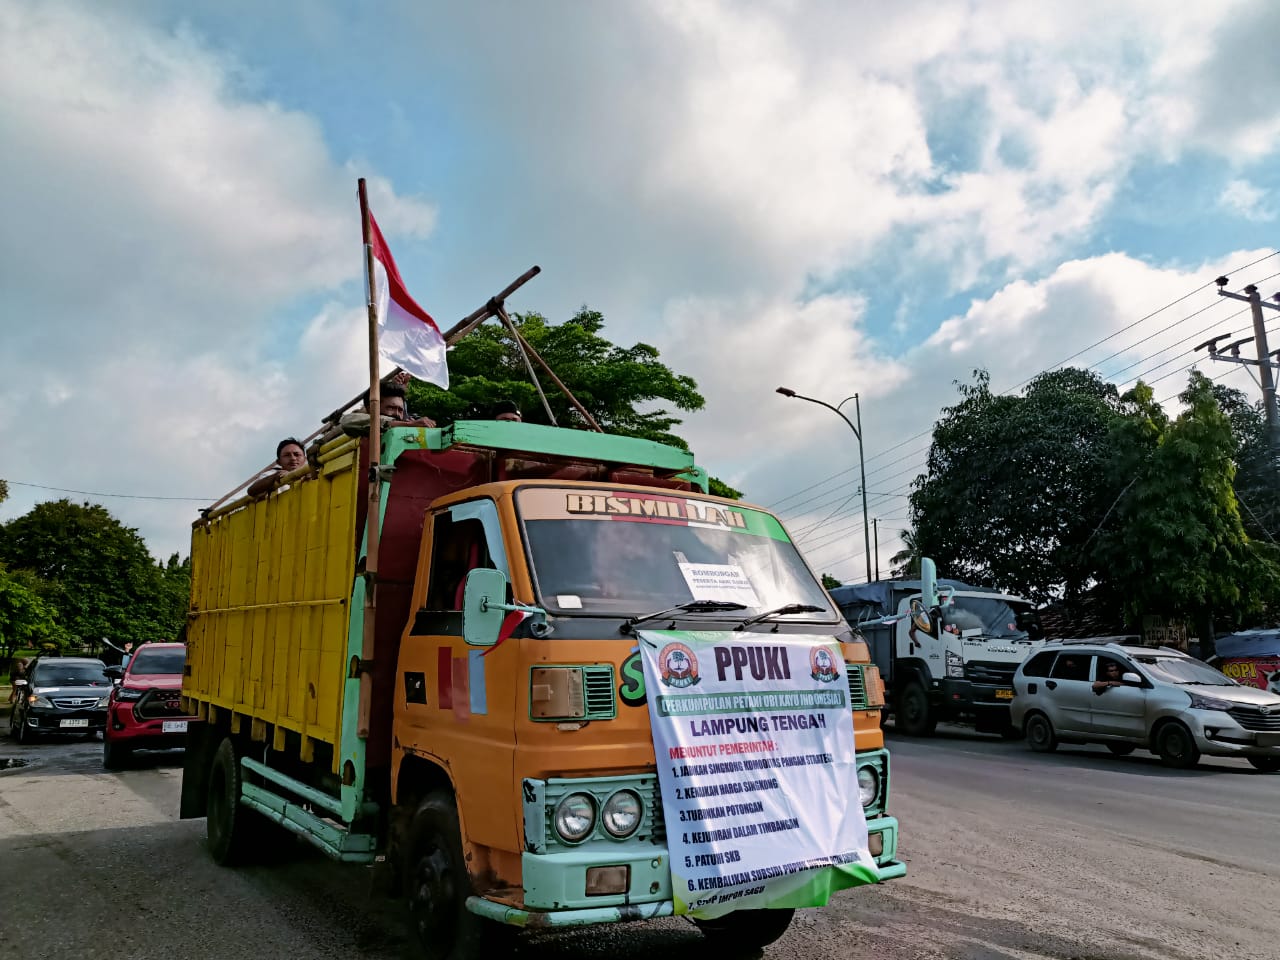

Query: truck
<box><xmin>830</xmin><ymin>560</ymin><xmax>1043</xmax><ymax>737</ymax></box>
<box><xmin>179</xmin><ymin>416</ymin><xmax>904</xmax><ymax>957</ymax></box>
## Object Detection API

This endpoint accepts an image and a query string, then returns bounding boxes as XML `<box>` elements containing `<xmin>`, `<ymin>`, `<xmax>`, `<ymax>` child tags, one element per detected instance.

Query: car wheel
<box><xmin>896</xmin><ymin>682</ymin><xmax>936</xmax><ymax>737</ymax></box>
<box><xmin>103</xmin><ymin>737</ymin><xmax>131</xmax><ymax>770</ymax></box>
<box><xmin>206</xmin><ymin>737</ymin><xmax>270</xmax><ymax>866</ymax></box>
<box><xmin>694</xmin><ymin>908</ymin><xmax>795</xmax><ymax>951</ymax></box>
<box><xmin>1025</xmin><ymin>713</ymin><xmax>1057</xmax><ymax>753</ymax></box>
<box><xmin>15</xmin><ymin>714</ymin><xmax>35</xmax><ymax>745</ymax></box>
<box><xmin>404</xmin><ymin>790</ymin><xmax>496</xmax><ymax>960</ymax></box>
<box><xmin>1106</xmin><ymin>743</ymin><xmax>1136</xmax><ymax>756</ymax></box>
<box><xmin>1155</xmin><ymin>722</ymin><xmax>1200</xmax><ymax>769</ymax></box>
<box><xmin>1247</xmin><ymin>755</ymin><xmax>1280</xmax><ymax>773</ymax></box>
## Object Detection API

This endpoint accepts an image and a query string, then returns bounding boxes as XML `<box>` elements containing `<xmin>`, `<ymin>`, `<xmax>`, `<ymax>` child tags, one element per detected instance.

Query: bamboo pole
<box><xmin>494</xmin><ymin>305</ymin><xmax>604</xmax><ymax>432</ymax></box>
<box><xmin>357</xmin><ymin>177</ymin><xmax>381</xmax><ymax>740</ymax></box>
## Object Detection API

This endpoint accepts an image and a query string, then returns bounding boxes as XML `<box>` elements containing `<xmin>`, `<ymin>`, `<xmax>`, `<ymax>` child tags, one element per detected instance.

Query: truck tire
<box><xmin>1155</xmin><ymin>722</ymin><xmax>1199</xmax><ymax>769</ymax></box>
<box><xmin>206</xmin><ymin>737</ymin><xmax>269</xmax><ymax>866</ymax></box>
<box><xmin>1024</xmin><ymin>713</ymin><xmax>1057</xmax><ymax>753</ymax></box>
<box><xmin>404</xmin><ymin>790</ymin><xmax>494</xmax><ymax>960</ymax></box>
<box><xmin>896</xmin><ymin>682</ymin><xmax>936</xmax><ymax>737</ymax></box>
<box><xmin>694</xmin><ymin>908</ymin><xmax>794</xmax><ymax>951</ymax></box>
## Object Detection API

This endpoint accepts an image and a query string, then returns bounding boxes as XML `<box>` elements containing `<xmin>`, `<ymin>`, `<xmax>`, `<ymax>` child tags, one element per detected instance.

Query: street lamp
<box><xmin>776</xmin><ymin>386</ymin><xmax>871</xmax><ymax>583</ymax></box>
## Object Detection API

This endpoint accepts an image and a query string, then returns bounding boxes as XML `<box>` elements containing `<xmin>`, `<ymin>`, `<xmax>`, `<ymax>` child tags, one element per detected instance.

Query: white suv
<box><xmin>1010</xmin><ymin>640</ymin><xmax>1280</xmax><ymax>771</ymax></box>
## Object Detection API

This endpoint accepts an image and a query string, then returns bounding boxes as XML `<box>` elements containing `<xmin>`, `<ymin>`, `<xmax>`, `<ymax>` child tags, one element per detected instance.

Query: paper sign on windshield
<box><xmin>678</xmin><ymin>563</ymin><xmax>761</xmax><ymax>608</ymax></box>
<box><xmin>639</xmin><ymin>630</ymin><xmax>878</xmax><ymax>919</ymax></box>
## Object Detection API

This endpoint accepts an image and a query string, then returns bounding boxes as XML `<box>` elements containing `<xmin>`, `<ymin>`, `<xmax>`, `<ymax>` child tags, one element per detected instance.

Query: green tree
<box><xmin>404</xmin><ymin>308</ymin><xmax>743</xmax><ymax>496</ymax></box>
<box><xmin>0</xmin><ymin>500</ymin><xmax>187</xmax><ymax>648</ymax></box>
<box><xmin>909</xmin><ymin>368</ymin><xmax>1128</xmax><ymax>602</ymax></box>
<box><xmin>408</xmin><ymin>308</ymin><xmax>704</xmax><ymax>445</ymax></box>
<box><xmin>0</xmin><ymin>565</ymin><xmax>68</xmax><ymax>661</ymax></box>
<box><xmin>1093</xmin><ymin>372</ymin><xmax>1280</xmax><ymax>636</ymax></box>
<box><xmin>888</xmin><ymin>528</ymin><xmax>922</xmax><ymax>579</ymax></box>
<box><xmin>0</xmin><ymin>478</ymin><xmax>8</xmax><ymax>505</ymax></box>
<box><xmin>1210</xmin><ymin>383</ymin><xmax>1280</xmax><ymax>545</ymax></box>
<box><xmin>820</xmin><ymin>573</ymin><xmax>841</xmax><ymax>589</ymax></box>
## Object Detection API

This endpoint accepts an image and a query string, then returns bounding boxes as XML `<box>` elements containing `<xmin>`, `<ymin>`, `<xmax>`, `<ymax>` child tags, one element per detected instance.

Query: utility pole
<box><xmin>1197</xmin><ymin>278</ymin><xmax>1280</xmax><ymax>459</ymax></box>
<box><xmin>872</xmin><ymin>518</ymin><xmax>880</xmax><ymax>582</ymax></box>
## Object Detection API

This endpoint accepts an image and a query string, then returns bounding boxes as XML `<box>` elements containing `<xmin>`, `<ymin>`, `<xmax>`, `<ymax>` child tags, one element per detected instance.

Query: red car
<box><xmin>103</xmin><ymin>642</ymin><xmax>195</xmax><ymax>769</ymax></box>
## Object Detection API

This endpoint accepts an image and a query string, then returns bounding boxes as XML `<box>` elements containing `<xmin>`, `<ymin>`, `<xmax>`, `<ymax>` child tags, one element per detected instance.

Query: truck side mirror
<box><xmin>920</xmin><ymin>557</ymin><xmax>939</xmax><ymax>609</ymax></box>
<box><xmin>462</xmin><ymin>568</ymin><xmax>509</xmax><ymax>647</ymax></box>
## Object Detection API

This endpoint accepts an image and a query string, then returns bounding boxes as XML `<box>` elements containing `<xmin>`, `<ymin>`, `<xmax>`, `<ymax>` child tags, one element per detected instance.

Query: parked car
<box><xmin>1011</xmin><ymin>639</ymin><xmax>1280</xmax><ymax>771</ymax></box>
<box><xmin>8</xmin><ymin>657</ymin><xmax>111</xmax><ymax>743</ymax></box>
<box><xmin>103</xmin><ymin>642</ymin><xmax>193</xmax><ymax>769</ymax></box>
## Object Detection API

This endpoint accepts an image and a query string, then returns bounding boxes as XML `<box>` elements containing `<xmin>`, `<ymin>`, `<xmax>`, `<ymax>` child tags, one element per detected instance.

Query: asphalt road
<box><xmin>1</xmin><ymin>726</ymin><xmax>1276</xmax><ymax>960</ymax></box>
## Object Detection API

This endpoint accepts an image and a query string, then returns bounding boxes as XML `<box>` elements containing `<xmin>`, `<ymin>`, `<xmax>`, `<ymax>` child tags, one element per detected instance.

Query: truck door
<box><xmin>1044</xmin><ymin>653</ymin><xmax>1094</xmax><ymax>733</ymax></box>
<box><xmin>397</xmin><ymin>498</ymin><xmax>518</xmax><ymax>854</ymax></box>
<box><xmin>1088</xmin><ymin>655</ymin><xmax>1147</xmax><ymax>739</ymax></box>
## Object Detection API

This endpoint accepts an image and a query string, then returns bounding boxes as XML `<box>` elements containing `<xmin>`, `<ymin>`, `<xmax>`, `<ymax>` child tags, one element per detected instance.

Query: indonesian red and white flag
<box><xmin>368</xmin><ymin>212</ymin><xmax>449</xmax><ymax>388</ymax></box>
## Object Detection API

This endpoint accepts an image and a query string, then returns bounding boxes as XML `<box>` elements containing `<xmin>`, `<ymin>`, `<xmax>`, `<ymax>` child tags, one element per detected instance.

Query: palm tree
<box><xmin>888</xmin><ymin>528</ymin><xmax>922</xmax><ymax>579</ymax></box>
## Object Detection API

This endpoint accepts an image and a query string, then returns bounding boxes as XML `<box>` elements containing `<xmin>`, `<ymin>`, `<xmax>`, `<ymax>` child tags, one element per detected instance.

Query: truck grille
<box><xmin>134</xmin><ymin>688</ymin><xmax>187</xmax><ymax>721</ymax></box>
<box><xmin>1228</xmin><ymin>705</ymin><xmax>1280</xmax><ymax>732</ymax></box>
<box><xmin>964</xmin><ymin>661</ymin><xmax>1018</xmax><ymax>685</ymax></box>
<box><xmin>846</xmin><ymin>665</ymin><xmax>868</xmax><ymax>710</ymax></box>
<box><xmin>582</xmin><ymin>666</ymin><xmax>616</xmax><ymax>719</ymax></box>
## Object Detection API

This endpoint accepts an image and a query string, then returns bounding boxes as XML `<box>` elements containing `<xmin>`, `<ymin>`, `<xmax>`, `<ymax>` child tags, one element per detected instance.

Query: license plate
<box><xmin>1256</xmin><ymin>732</ymin><xmax>1280</xmax><ymax>748</ymax></box>
<box><xmin>60</xmin><ymin>718</ymin><xmax>90</xmax><ymax>728</ymax></box>
<box><xmin>162</xmin><ymin>720</ymin><xmax>189</xmax><ymax>734</ymax></box>
<box><xmin>995</xmin><ymin>689</ymin><xmax>1014</xmax><ymax>700</ymax></box>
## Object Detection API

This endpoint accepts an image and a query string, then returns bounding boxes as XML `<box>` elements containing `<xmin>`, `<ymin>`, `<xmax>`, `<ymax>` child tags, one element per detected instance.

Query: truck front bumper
<box><xmin>469</xmin><ymin>812</ymin><xmax>904</xmax><ymax>926</ymax></box>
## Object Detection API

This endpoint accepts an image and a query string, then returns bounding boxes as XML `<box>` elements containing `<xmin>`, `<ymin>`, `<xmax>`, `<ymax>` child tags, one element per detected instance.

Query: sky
<box><xmin>1</xmin><ymin>0</ymin><xmax>1278</xmax><ymax>586</ymax></box>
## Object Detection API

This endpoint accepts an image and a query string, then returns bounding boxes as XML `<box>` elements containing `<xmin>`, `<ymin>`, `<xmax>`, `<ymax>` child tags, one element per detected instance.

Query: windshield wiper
<box><xmin>734</xmin><ymin>603</ymin><xmax>825</xmax><ymax>631</ymax></box>
<box><xmin>622</xmin><ymin>600</ymin><xmax>748</xmax><ymax>634</ymax></box>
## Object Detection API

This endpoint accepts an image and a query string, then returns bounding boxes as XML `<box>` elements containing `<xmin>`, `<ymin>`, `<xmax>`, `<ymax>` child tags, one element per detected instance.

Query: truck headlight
<box><xmin>553</xmin><ymin>793</ymin><xmax>596</xmax><ymax>843</ymax></box>
<box><xmin>601</xmin><ymin>790</ymin><xmax>642</xmax><ymax>839</ymax></box>
<box><xmin>857</xmin><ymin>766</ymin><xmax>880</xmax><ymax>808</ymax></box>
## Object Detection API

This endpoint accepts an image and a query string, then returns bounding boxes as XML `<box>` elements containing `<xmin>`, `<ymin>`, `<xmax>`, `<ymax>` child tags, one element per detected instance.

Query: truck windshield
<box><xmin>945</xmin><ymin>597</ymin><xmax>1037</xmax><ymax>639</ymax></box>
<box><xmin>516</xmin><ymin>487</ymin><xmax>836</xmax><ymax>621</ymax></box>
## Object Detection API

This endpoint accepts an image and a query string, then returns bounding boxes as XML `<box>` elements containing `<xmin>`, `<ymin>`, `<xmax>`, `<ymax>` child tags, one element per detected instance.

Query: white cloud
<box><xmin>1219</xmin><ymin>179</ymin><xmax>1276</xmax><ymax>222</ymax></box>
<box><xmin>0</xmin><ymin>0</ymin><xmax>435</xmax><ymax>557</ymax></box>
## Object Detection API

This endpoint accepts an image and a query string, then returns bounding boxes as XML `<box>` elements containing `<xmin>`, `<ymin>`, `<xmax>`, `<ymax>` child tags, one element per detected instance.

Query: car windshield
<box><xmin>32</xmin><ymin>662</ymin><xmax>110</xmax><ymax>686</ymax></box>
<box><xmin>1135</xmin><ymin>655</ymin><xmax>1237</xmax><ymax>686</ymax></box>
<box><xmin>516</xmin><ymin>487</ymin><xmax>836</xmax><ymax>620</ymax></box>
<box><xmin>129</xmin><ymin>647</ymin><xmax>185</xmax><ymax>675</ymax></box>
<box><xmin>944</xmin><ymin>597</ymin><xmax>1037</xmax><ymax>639</ymax></box>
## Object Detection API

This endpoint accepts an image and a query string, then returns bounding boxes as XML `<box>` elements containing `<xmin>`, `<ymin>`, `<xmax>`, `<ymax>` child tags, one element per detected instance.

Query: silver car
<box><xmin>1010</xmin><ymin>640</ymin><xmax>1280</xmax><ymax>771</ymax></box>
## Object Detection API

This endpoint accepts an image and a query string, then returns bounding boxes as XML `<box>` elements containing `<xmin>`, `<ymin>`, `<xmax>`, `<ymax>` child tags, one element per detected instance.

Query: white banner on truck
<box><xmin>638</xmin><ymin>630</ymin><xmax>878</xmax><ymax>918</ymax></box>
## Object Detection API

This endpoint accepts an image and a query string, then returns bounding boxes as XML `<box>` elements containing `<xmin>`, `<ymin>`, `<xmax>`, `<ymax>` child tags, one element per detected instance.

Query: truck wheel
<box><xmin>1105</xmin><ymin>743</ymin><xmax>1135</xmax><ymax>756</ymax></box>
<box><xmin>896</xmin><ymin>682</ymin><xmax>936</xmax><ymax>736</ymax></box>
<box><xmin>1248</xmin><ymin>756</ymin><xmax>1280</xmax><ymax>773</ymax></box>
<box><xmin>206</xmin><ymin>737</ymin><xmax>268</xmax><ymax>865</ymax></box>
<box><xmin>404</xmin><ymin>790</ymin><xmax>492</xmax><ymax>960</ymax></box>
<box><xmin>1024</xmin><ymin>713</ymin><xmax>1057</xmax><ymax>753</ymax></box>
<box><xmin>694</xmin><ymin>908</ymin><xmax>794</xmax><ymax>951</ymax></box>
<box><xmin>103</xmin><ymin>737</ymin><xmax>131</xmax><ymax>770</ymax></box>
<box><xmin>1155</xmin><ymin>722</ymin><xmax>1199</xmax><ymax>769</ymax></box>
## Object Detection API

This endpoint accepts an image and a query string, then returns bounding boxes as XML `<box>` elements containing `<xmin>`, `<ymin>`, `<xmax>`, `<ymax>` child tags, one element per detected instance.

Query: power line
<box><xmin>765</xmin><ymin>251</ymin><xmax>1279</xmax><ymax>518</ymax></box>
<box><xmin>1</xmin><ymin>479</ymin><xmax>213</xmax><ymax>503</ymax></box>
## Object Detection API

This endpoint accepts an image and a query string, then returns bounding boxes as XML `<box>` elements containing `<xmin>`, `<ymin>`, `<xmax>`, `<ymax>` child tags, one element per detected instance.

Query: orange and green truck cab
<box><xmin>179</xmin><ymin>419</ymin><xmax>903</xmax><ymax>951</ymax></box>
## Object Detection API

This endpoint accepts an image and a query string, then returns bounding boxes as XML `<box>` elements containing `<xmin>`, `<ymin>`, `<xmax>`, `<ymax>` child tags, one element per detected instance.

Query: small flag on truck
<box><xmin>367</xmin><ymin>210</ymin><xmax>449</xmax><ymax>389</ymax></box>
